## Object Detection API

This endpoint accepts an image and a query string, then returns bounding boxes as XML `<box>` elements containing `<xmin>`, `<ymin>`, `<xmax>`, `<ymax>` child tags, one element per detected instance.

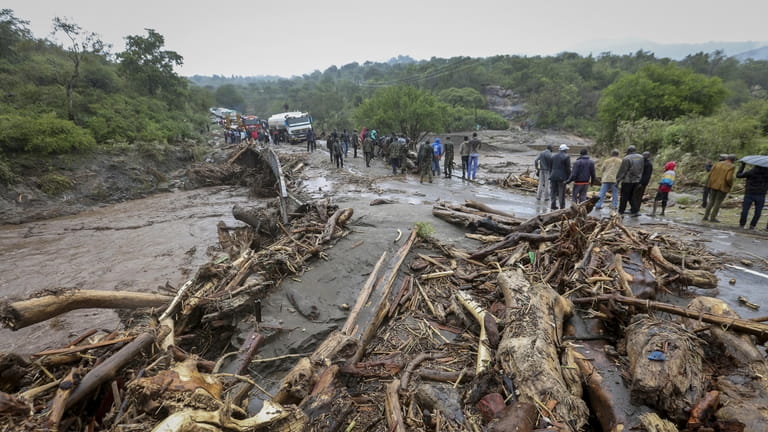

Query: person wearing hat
<box><xmin>652</xmin><ymin>161</ymin><xmax>676</xmax><ymax>216</ymax></box>
<box><xmin>703</xmin><ymin>154</ymin><xmax>737</xmax><ymax>223</ymax></box>
<box><xmin>549</xmin><ymin>144</ymin><xmax>572</xmax><ymax>211</ymax></box>
<box><xmin>616</xmin><ymin>145</ymin><xmax>645</xmax><ymax>216</ymax></box>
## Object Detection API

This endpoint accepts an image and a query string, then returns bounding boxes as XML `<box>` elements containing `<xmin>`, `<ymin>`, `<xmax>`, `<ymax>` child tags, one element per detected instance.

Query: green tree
<box><xmin>50</xmin><ymin>17</ymin><xmax>106</xmax><ymax>121</ymax></box>
<box><xmin>0</xmin><ymin>9</ymin><xmax>31</xmax><ymax>60</ymax></box>
<box><xmin>437</xmin><ymin>87</ymin><xmax>485</xmax><ymax>109</ymax></box>
<box><xmin>214</xmin><ymin>84</ymin><xmax>245</xmax><ymax>111</ymax></box>
<box><xmin>118</xmin><ymin>29</ymin><xmax>184</xmax><ymax>97</ymax></box>
<box><xmin>598</xmin><ymin>63</ymin><xmax>728</xmax><ymax>142</ymax></box>
<box><xmin>354</xmin><ymin>85</ymin><xmax>446</xmax><ymax>140</ymax></box>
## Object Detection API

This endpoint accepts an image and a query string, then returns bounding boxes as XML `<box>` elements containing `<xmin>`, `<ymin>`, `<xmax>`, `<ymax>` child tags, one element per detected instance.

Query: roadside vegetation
<box><xmin>3</xmin><ymin>7</ymin><xmax>768</xmax><ymax>191</ymax></box>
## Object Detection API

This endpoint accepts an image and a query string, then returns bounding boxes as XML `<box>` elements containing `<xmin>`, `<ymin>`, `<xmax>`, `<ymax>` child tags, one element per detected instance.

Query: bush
<box><xmin>38</xmin><ymin>173</ymin><xmax>75</xmax><ymax>195</ymax></box>
<box><xmin>0</xmin><ymin>113</ymin><xmax>96</xmax><ymax>154</ymax></box>
<box><xmin>0</xmin><ymin>157</ymin><xmax>20</xmax><ymax>185</ymax></box>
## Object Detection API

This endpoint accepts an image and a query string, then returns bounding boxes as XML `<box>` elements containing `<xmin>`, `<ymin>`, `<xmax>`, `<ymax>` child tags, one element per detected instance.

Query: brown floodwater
<box><xmin>0</xmin><ymin>186</ymin><xmax>250</xmax><ymax>353</ymax></box>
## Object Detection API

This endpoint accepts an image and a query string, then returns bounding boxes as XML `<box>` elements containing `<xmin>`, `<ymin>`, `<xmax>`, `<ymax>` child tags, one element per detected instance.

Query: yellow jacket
<box><xmin>706</xmin><ymin>160</ymin><xmax>735</xmax><ymax>193</ymax></box>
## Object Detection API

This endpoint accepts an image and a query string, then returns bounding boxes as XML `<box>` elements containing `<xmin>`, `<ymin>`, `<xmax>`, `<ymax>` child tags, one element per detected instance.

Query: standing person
<box><xmin>595</xmin><ymin>149</ymin><xmax>622</xmax><ymax>210</ymax></box>
<box><xmin>342</xmin><ymin>129</ymin><xmax>350</xmax><ymax>157</ymax></box>
<box><xmin>549</xmin><ymin>144</ymin><xmax>571</xmax><ymax>211</ymax></box>
<box><xmin>468</xmin><ymin>132</ymin><xmax>482</xmax><ymax>180</ymax></box>
<box><xmin>534</xmin><ymin>144</ymin><xmax>553</xmax><ymax>201</ymax></box>
<box><xmin>616</xmin><ymin>146</ymin><xmax>644</xmax><ymax>216</ymax></box>
<box><xmin>735</xmin><ymin>160</ymin><xmax>768</xmax><ymax>229</ymax></box>
<box><xmin>566</xmin><ymin>148</ymin><xmax>596</xmax><ymax>204</ymax></box>
<box><xmin>702</xmin><ymin>154</ymin><xmax>737</xmax><ymax>223</ymax></box>
<box><xmin>431</xmin><ymin>138</ymin><xmax>443</xmax><ymax>177</ymax></box>
<box><xmin>652</xmin><ymin>161</ymin><xmax>676</xmax><ymax>216</ymax></box>
<box><xmin>418</xmin><ymin>140</ymin><xmax>433</xmax><ymax>184</ymax></box>
<box><xmin>443</xmin><ymin>136</ymin><xmax>455</xmax><ymax>178</ymax></box>
<box><xmin>306</xmin><ymin>128</ymin><xmax>315</xmax><ymax>152</ymax></box>
<box><xmin>332</xmin><ymin>137</ymin><xmax>344</xmax><ymax>169</ymax></box>
<box><xmin>398</xmin><ymin>137</ymin><xmax>409</xmax><ymax>174</ymax></box>
<box><xmin>362</xmin><ymin>135</ymin><xmax>374</xmax><ymax>167</ymax></box>
<box><xmin>351</xmin><ymin>129</ymin><xmax>359</xmax><ymax>158</ymax></box>
<box><xmin>632</xmin><ymin>152</ymin><xmax>653</xmax><ymax>214</ymax></box>
<box><xmin>389</xmin><ymin>138</ymin><xmax>402</xmax><ymax>175</ymax></box>
<box><xmin>460</xmin><ymin>136</ymin><xmax>471</xmax><ymax>180</ymax></box>
<box><xmin>702</xmin><ymin>155</ymin><xmax>725</xmax><ymax>208</ymax></box>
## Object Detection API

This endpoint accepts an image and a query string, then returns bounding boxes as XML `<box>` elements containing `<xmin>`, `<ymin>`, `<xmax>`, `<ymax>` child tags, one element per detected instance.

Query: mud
<box><xmin>2</xmin><ymin>128</ymin><xmax>767</xmax><ymax>406</ymax></box>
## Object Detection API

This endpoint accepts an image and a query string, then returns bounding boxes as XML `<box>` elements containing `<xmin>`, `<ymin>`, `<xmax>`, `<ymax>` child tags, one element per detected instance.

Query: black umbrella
<box><xmin>739</xmin><ymin>155</ymin><xmax>768</xmax><ymax>168</ymax></box>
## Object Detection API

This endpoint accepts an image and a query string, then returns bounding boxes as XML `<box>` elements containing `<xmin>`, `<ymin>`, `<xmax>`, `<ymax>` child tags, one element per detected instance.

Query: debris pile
<box><xmin>1</xmin><ymin>149</ymin><xmax>767</xmax><ymax>432</ymax></box>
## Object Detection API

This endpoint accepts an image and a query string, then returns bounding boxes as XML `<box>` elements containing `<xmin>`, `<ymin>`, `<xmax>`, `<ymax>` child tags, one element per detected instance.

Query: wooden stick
<box><xmin>457</xmin><ymin>290</ymin><xmax>493</xmax><ymax>374</ymax></box>
<box><xmin>464</xmin><ymin>200</ymin><xmax>517</xmax><ymax>219</ymax></box>
<box><xmin>573</xmin><ymin>294</ymin><xmax>768</xmax><ymax>338</ymax></box>
<box><xmin>1</xmin><ymin>290</ymin><xmax>171</xmax><ymax>330</ymax></box>
<box><xmin>65</xmin><ymin>332</ymin><xmax>157</xmax><ymax>410</ymax></box>
<box><xmin>320</xmin><ymin>208</ymin><xmax>353</xmax><ymax>244</ymax></box>
<box><xmin>32</xmin><ymin>336</ymin><xmax>136</xmax><ymax>357</ymax></box>
<box><xmin>159</xmin><ymin>279</ymin><xmax>194</xmax><ymax>321</ymax></box>
<box><xmin>47</xmin><ymin>367</ymin><xmax>80</xmax><ymax>430</ymax></box>
<box><xmin>385</xmin><ymin>379</ymin><xmax>406</xmax><ymax>432</ymax></box>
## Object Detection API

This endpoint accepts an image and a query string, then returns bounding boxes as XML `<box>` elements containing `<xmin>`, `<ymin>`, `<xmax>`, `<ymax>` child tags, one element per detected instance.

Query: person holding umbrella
<box><xmin>736</xmin><ymin>155</ymin><xmax>768</xmax><ymax>230</ymax></box>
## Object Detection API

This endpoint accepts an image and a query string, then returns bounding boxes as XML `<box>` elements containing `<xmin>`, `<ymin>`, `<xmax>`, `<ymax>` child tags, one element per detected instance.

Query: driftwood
<box><xmin>684</xmin><ymin>298</ymin><xmax>768</xmax><ymax>431</ymax></box>
<box><xmin>625</xmin><ymin>315</ymin><xmax>705</xmax><ymax>422</ymax></box>
<box><xmin>495</xmin><ymin>270</ymin><xmax>589</xmax><ymax>431</ymax></box>
<box><xmin>487</xmin><ymin>401</ymin><xmax>538</xmax><ymax>432</ymax></box>
<box><xmin>469</xmin><ymin>232</ymin><xmax>560</xmax><ymax>261</ymax></box>
<box><xmin>66</xmin><ymin>331</ymin><xmax>158</xmax><ymax>410</ymax></box>
<box><xmin>464</xmin><ymin>200</ymin><xmax>516</xmax><ymax>219</ymax></box>
<box><xmin>648</xmin><ymin>246</ymin><xmax>718</xmax><ymax>289</ymax></box>
<box><xmin>687</xmin><ymin>390</ymin><xmax>720</xmax><ymax>430</ymax></box>
<box><xmin>571</xmin><ymin>347</ymin><xmax>625</xmax><ymax>432</ymax></box>
<box><xmin>432</xmin><ymin>204</ymin><xmax>519</xmax><ymax>235</ymax></box>
<box><xmin>573</xmin><ymin>294</ymin><xmax>768</xmax><ymax>340</ymax></box>
<box><xmin>320</xmin><ymin>207</ymin><xmax>353</xmax><ymax>244</ymax></box>
<box><xmin>0</xmin><ymin>289</ymin><xmax>170</xmax><ymax>330</ymax></box>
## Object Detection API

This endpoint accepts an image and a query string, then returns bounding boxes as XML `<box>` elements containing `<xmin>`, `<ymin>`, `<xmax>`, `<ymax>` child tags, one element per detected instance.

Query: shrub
<box><xmin>0</xmin><ymin>157</ymin><xmax>20</xmax><ymax>185</ymax></box>
<box><xmin>38</xmin><ymin>173</ymin><xmax>75</xmax><ymax>195</ymax></box>
<box><xmin>0</xmin><ymin>113</ymin><xmax>96</xmax><ymax>154</ymax></box>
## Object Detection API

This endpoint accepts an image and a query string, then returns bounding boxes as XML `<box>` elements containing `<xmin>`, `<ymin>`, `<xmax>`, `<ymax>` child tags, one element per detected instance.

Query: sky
<box><xmin>5</xmin><ymin>0</ymin><xmax>768</xmax><ymax>78</ymax></box>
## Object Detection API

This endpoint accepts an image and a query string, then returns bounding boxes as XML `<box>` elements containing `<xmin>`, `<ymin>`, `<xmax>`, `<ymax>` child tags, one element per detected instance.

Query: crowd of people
<box><xmin>534</xmin><ymin>144</ymin><xmax>768</xmax><ymax>231</ymax></box>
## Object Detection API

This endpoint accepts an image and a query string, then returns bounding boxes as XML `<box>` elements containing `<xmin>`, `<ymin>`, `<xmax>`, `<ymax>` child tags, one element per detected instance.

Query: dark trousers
<box><xmin>444</xmin><ymin>160</ymin><xmax>453</xmax><ymax>177</ymax></box>
<box><xmin>740</xmin><ymin>194</ymin><xmax>765</xmax><ymax>228</ymax></box>
<box><xmin>632</xmin><ymin>184</ymin><xmax>648</xmax><ymax>213</ymax></box>
<box><xmin>619</xmin><ymin>182</ymin><xmax>639</xmax><ymax>214</ymax></box>
<box><xmin>364</xmin><ymin>151</ymin><xmax>372</xmax><ymax>167</ymax></box>
<box><xmin>390</xmin><ymin>157</ymin><xmax>400</xmax><ymax>174</ymax></box>
<box><xmin>461</xmin><ymin>156</ymin><xmax>469</xmax><ymax>178</ymax></box>
<box><xmin>572</xmin><ymin>183</ymin><xmax>589</xmax><ymax>203</ymax></box>
<box><xmin>550</xmin><ymin>180</ymin><xmax>566</xmax><ymax>210</ymax></box>
<box><xmin>334</xmin><ymin>153</ymin><xmax>343</xmax><ymax>168</ymax></box>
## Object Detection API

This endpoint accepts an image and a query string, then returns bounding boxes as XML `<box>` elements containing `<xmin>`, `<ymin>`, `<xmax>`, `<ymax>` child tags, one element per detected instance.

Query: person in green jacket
<box><xmin>363</xmin><ymin>136</ymin><xmax>374</xmax><ymax>167</ymax></box>
<box><xmin>443</xmin><ymin>136</ymin><xmax>455</xmax><ymax>178</ymax></box>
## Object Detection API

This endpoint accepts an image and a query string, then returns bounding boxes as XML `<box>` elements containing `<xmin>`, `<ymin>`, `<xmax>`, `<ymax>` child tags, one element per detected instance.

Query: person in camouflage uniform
<box><xmin>363</xmin><ymin>136</ymin><xmax>374</xmax><ymax>167</ymax></box>
<box><xmin>418</xmin><ymin>139</ymin><xmax>433</xmax><ymax>184</ymax></box>
<box><xmin>389</xmin><ymin>138</ymin><xmax>402</xmax><ymax>174</ymax></box>
<box><xmin>443</xmin><ymin>136</ymin><xmax>455</xmax><ymax>178</ymax></box>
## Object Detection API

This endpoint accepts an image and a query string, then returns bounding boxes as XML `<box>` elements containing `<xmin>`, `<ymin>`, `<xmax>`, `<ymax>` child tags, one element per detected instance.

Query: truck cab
<box><xmin>268</xmin><ymin>111</ymin><xmax>313</xmax><ymax>144</ymax></box>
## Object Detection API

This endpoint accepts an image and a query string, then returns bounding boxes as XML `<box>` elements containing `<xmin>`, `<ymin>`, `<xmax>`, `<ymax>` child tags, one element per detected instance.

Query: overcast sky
<box><xmin>5</xmin><ymin>0</ymin><xmax>768</xmax><ymax>77</ymax></box>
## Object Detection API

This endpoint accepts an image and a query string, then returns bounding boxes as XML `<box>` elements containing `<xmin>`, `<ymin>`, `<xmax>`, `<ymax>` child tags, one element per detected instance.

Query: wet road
<box><xmin>2</xmin><ymin>147</ymin><xmax>767</xmax><ymax>357</ymax></box>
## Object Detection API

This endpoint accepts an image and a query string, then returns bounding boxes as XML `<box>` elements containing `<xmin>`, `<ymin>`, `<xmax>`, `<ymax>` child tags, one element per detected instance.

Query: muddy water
<box><xmin>0</xmin><ymin>186</ymin><xmax>250</xmax><ymax>353</ymax></box>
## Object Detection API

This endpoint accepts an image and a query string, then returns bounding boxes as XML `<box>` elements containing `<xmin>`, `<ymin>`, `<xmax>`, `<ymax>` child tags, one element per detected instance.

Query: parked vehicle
<box><xmin>267</xmin><ymin>111</ymin><xmax>313</xmax><ymax>144</ymax></box>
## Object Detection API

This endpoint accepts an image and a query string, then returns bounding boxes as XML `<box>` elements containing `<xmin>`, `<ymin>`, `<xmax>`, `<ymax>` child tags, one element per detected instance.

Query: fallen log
<box><xmin>495</xmin><ymin>270</ymin><xmax>588</xmax><ymax>431</ymax></box>
<box><xmin>463</xmin><ymin>200</ymin><xmax>517</xmax><ymax>219</ymax></box>
<box><xmin>572</xmin><ymin>294</ymin><xmax>768</xmax><ymax>340</ymax></box>
<box><xmin>571</xmin><ymin>347</ymin><xmax>626</xmax><ymax>432</ymax></box>
<box><xmin>508</xmin><ymin>196</ymin><xmax>597</xmax><ymax>234</ymax></box>
<box><xmin>432</xmin><ymin>205</ymin><xmax>518</xmax><ymax>235</ymax></box>
<box><xmin>648</xmin><ymin>246</ymin><xmax>718</xmax><ymax>289</ymax></box>
<box><xmin>625</xmin><ymin>315</ymin><xmax>705</xmax><ymax>422</ymax></box>
<box><xmin>0</xmin><ymin>290</ymin><xmax>171</xmax><ymax>330</ymax></box>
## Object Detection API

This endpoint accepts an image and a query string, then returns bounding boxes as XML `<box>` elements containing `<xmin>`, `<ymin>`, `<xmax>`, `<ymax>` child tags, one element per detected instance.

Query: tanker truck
<box><xmin>267</xmin><ymin>111</ymin><xmax>313</xmax><ymax>144</ymax></box>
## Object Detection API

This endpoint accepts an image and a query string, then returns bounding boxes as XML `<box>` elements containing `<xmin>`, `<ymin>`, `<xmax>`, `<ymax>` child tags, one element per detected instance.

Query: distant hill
<box><xmin>567</xmin><ymin>38</ymin><xmax>768</xmax><ymax>60</ymax></box>
<box><xmin>733</xmin><ymin>46</ymin><xmax>768</xmax><ymax>61</ymax></box>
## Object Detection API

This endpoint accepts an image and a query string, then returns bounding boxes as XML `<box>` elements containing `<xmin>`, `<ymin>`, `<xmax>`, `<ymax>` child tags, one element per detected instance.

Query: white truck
<box><xmin>267</xmin><ymin>111</ymin><xmax>313</xmax><ymax>144</ymax></box>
